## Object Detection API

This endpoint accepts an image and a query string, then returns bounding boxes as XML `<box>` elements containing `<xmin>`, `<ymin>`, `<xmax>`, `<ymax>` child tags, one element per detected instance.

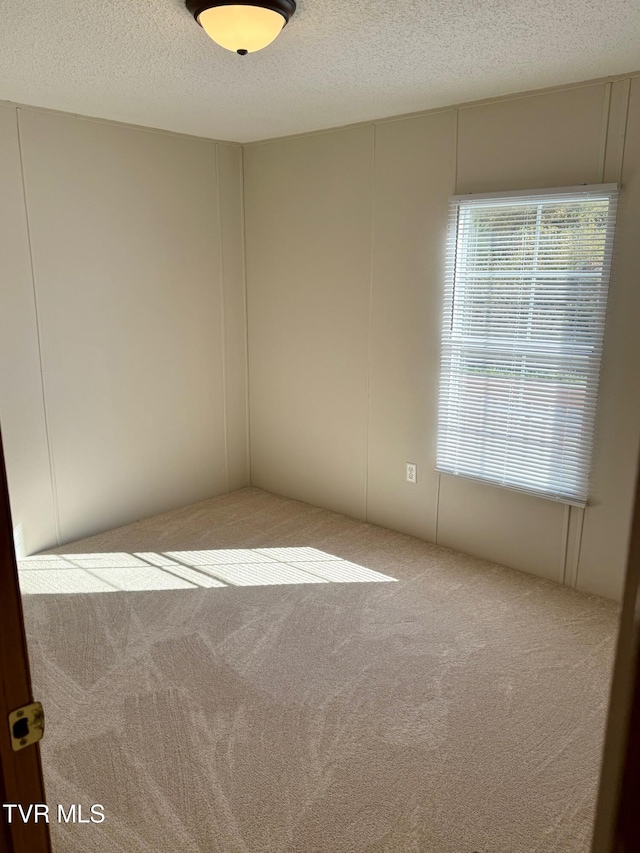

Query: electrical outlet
<box><xmin>406</xmin><ymin>463</ymin><xmax>417</xmax><ymax>483</ymax></box>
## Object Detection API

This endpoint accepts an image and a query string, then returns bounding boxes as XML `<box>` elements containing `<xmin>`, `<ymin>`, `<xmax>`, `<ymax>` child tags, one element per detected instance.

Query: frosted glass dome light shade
<box><xmin>186</xmin><ymin>1</ymin><xmax>297</xmax><ymax>55</ymax></box>
<box><xmin>199</xmin><ymin>6</ymin><xmax>284</xmax><ymax>53</ymax></box>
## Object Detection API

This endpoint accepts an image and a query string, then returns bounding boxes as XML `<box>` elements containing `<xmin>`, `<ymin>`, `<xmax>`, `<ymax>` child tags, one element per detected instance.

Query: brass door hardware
<box><xmin>9</xmin><ymin>701</ymin><xmax>45</xmax><ymax>751</ymax></box>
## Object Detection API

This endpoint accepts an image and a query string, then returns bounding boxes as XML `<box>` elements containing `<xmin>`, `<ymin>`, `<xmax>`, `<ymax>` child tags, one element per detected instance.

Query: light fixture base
<box><xmin>186</xmin><ymin>0</ymin><xmax>297</xmax><ymax>27</ymax></box>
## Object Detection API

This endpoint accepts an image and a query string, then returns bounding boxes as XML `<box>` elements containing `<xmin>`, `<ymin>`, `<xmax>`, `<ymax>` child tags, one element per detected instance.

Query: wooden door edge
<box><xmin>591</xmin><ymin>458</ymin><xmax>640</xmax><ymax>852</ymax></box>
<box><xmin>0</xmin><ymin>428</ymin><xmax>52</xmax><ymax>853</ymax></box>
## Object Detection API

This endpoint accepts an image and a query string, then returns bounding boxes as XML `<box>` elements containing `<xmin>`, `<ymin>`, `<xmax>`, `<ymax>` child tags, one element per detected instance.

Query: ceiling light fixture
<box><xmin>186</xmin><ymin>1</ymin><xmax>296</xmax><ymax>55</ymax></box>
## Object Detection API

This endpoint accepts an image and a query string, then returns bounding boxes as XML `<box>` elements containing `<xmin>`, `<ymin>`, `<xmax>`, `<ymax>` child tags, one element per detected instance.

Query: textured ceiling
<box><xmin>0</xmin><ymin>0</ymin><xmax>638</xmax><ymax>143</ymax></box>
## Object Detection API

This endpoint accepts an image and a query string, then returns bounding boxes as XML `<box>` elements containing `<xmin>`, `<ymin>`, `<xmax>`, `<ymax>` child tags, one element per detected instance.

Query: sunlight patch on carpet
<box><xmin>18</xmin><ymin>547</ymin><xmax>397</xmax><ymax>594</ymax></box>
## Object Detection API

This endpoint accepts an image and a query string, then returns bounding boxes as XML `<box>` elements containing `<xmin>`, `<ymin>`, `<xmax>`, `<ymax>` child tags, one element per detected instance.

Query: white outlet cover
<box><xmin>406</xmin><ymin>463</ymin><xmax>417</xmax><ymax>483</ymax></box>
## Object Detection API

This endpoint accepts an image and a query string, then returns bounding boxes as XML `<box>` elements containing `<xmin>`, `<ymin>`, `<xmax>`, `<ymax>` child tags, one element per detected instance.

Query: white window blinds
<box><xmin>436</xmin><ymin>185</ymin><xmax>618</xmax><ymax>506</ymax></box>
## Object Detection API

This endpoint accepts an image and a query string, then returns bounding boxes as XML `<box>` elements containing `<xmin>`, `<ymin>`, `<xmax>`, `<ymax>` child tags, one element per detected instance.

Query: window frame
<box><xmin>436</xmin><ymin>183</ymin><xmax>619</xmax><ymax>507</ymax></box>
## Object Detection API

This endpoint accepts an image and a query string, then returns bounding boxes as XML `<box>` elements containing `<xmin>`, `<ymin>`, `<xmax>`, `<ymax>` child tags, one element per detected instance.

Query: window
<box><xmin>436</xmin><ymin>185</ymin><xmax>618</xmax><ymax>506</ymax></box>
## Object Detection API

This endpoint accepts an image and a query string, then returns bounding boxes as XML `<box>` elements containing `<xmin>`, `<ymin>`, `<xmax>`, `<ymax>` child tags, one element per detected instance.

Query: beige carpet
<box><xmin>19</xmin><ymin>487</ymin><xmax>618</xmax><ymax>853</ymax></box>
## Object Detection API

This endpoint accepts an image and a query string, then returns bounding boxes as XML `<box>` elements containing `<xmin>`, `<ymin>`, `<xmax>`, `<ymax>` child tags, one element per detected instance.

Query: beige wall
<box><xmin>244</xmin><ymin>74</ymin><xmax>640</xmax><ymax>601</ymax></box>
<box><xmin>3</xmin><ymin>74</ymin><xmax>638</xmax><ymax>599</ymax></box>
<box><xmin>244</xmin><ymin>127</ymin><xmax>373</xmax><ymax>519</ymax></box>
<box><xmin>0</xmin><ymin>104</ymin><xmax>57</xmax><ymax>556</ymax></box>
<box><xmin>0</xmin><ymin>104</ymin><xmax>248</xmax><ymax>551</ymax></box>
